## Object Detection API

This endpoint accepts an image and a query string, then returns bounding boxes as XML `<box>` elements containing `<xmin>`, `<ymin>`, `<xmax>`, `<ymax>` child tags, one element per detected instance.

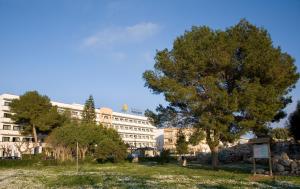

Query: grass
<box><xmin>0</xmin><ymin>161</ymin><xmax>299</xmax><ymax>188</ymax></box>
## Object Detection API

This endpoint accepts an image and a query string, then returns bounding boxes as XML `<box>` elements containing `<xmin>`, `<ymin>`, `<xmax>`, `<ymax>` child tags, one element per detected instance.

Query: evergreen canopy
<box><xmin>82</xmin><ymin>95</ymin><xmax>97</xmax><ymax>124</ymax></box>
<box><xmin>143</xmin><ymin>19</ymin><xmax>299</xmax><ymax>168</ymax></box>
<box><xmin>10</xmin><ymin>91</ymin><xmax>63</xmax><ymax>146</ymax></box>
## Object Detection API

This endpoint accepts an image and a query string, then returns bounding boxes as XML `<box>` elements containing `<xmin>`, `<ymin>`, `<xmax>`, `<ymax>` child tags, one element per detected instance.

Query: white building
<box><xmin>0</xmin><ymin>93</ymin><xmax>156</xmax><ymax>157</ymax></box>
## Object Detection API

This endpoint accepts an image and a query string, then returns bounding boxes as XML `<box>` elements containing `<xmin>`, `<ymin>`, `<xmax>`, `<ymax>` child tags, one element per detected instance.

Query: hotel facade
<box><xmin>0</xmin><ymin>93</ymin><xmax>156</xmax><ymax>157</ymax></box>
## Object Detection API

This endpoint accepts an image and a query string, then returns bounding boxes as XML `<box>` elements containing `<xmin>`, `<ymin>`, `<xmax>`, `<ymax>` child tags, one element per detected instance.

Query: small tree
<box><xmin>176</xmin><ymin>130</ymin><xmax>188</xmax><ymax>155</ymax></box>
<box><xmin>288</xmin><ymin>101</ymin><xmax>300</xmax><ymax>142</ymax></box>
<box><xmin>10</xmin><ymin>91</ymin><xmax>62</xmax><ymax>147</ymax></box>
<box><xmin>269</xmin><ymin>128</ymin><xmax>290</xmax><ymax>140</ymax></box>
<box><xmin>82</xmin><ymin>95</ymin><xmax>96</xmax><ymax>124</ymax></box>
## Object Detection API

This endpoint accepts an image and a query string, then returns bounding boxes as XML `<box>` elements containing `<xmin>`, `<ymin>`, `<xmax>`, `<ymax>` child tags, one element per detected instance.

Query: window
<box><xmin>142</xmin><ymin>121</ymin><xmax>145</xmax><ymax>124</ymax></box>
<box><xmin>115</xmin><ymin>117</ymin><xmax>119</xmax><ymax>121</ymax></box>
<box><xmin>3</xmin><ymin>125</ymin><xmax>11</xmax><ymax>130</ymax></box>
<box><xmin>2</xmin><ymin>137</ymin><xmax>10</xmax><ymax>142</ymax></box>
<box><xmin>4</xmin><ymin>101</ymin><xmax>11</xmax><ymax>106</ymax></box>
<box><xmin>72</xmin><ymin>111</ymin><xmax>78</xmax><ymax>115</ymax></box>
<box><xmin>129</xmin><ymin>119</ymin><xmax>133</xmax><ymax>122</ymax></box>
<box><xmin>134</xmin><ymin>127</ymin><xmax>137</xmax><ymax>131</ymax></box>
<box><xmin>13</xmin><ymin>126</ymin><xmax>20</xmax><ymax>131</ymax></box>
<box><xmin>138</xmin><ymin>121</ymin><xmax>141</xmax><ymax>124</ymax></box>
<box><xmin>4</xmin><ymin>113</ymin><xmax>11</xmax><ymax>118</ymax></box>
<box><xmin>22</xmin><ymin>138</ymin><xmax>32</xmax><ymax>142</ymax></box>
<box><xmin>58</xmin><ymin>109</ymin><xmax>65</xmax><ymax>113</ymax></box>
<box><xmin>13</xmin><ymin>137</ymin><xmax>20</xmax><ymax>142</ymax></box>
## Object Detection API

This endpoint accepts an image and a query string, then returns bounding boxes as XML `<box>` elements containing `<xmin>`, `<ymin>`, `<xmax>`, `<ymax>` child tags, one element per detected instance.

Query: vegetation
<box><xmin>269</xmin><ymin>127</ymin><xmax>290</xmax><ymax>140</ymax></box>
<box><xmin>9</xmin><ymin>91</ymin><xmax>63</xmax><ymax>146</ymax></box>
<box><xmin>288</xmin><ymin>101</ymin><xmax>300</xmax><ymax>141</ymax></box>
<box><xmin>175</xmin><ymin>130</ymin><xmax>188</xmax><ymax>155</ymax></box>
<box><xmin>46</xmin><ymin>122</ymin><xmax>127</xmax><ymax>162</ymax></box>
<box><xmin>0</xmin><ymin>162</ymin><xmax>299</xmax><ymax>188</ymax></box>
<box><xmin>81</xmin><ymin>95</ymin><xmax>97</xmax><ymax>124</ymax></box>
<box><xmin>143</xmin><ymin>19</ymin><xmax>299</xmax><ymax>169</ymax></box>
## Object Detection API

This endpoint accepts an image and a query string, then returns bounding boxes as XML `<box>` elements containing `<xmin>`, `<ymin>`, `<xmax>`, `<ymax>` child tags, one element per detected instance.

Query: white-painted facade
<box><xmin>0</xmin><ymin>93</ymin><xmax>156</xmax><ymax>157</ymax></box>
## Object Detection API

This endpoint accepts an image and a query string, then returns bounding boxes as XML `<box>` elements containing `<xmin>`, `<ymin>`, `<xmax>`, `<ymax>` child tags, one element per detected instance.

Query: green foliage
<box><xmin>159</xmin><ymin>149</ymin><xmax>171</xmax><ymax>164</ymax></box>
<box><xmin>144</xmin><ymin>109</ymin><xmax>159</xmax><ymax>126</ymax></box>
<box><xmin>82</xmin><ymin>95</ymin><xmax>96</xmax><ymax>124</ymax></box>
<box><xmin>176</xmin><ymin>130</ymin><xmax>188</xmax><ymax>155</ymax></box>
<box><xmin>269</xmin><ymin>128</ymin><xmax>290</xmax><ymax>140</ymax></box>
<box><xmin>288</xmin><ymin>101</ymin><xmax>300</xmax><ymax>141</ymax></box>
<box><xmin>46</xmin><ymin>122</ymin><xmax>127</xmax><ymax>162</ymax></box>
<box><xmin>189</xmin><ymin>129</ymin><xmax>205</xmax><ymax>146</ymax></box>
<box><xmin>9</xmin><ymin>91</ymin><xmax>63</xmax><ymax>143</ymax></box>
<box><xmin>94</xmin><ymin>127</ymin><xmax>128</xmax><ymax>162</ymax></box>
<box><xmin>143</xmin><ymin>19</ymin><xmax>299</xmax><ymax>167</ymax></box>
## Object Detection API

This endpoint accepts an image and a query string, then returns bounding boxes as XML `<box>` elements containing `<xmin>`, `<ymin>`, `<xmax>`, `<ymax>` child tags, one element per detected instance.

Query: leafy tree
<box><xmin>82</xmin><ymin>95</ymin><xmax>96</xmax><ymax>124</ymax></box>
<box><xmin>189</xmin><ymin>129</ymin><xmax>205</xmax><ymax>146</ymax></box>
<box><xmin>10</xmin><ymin>91</ymin><xmax>63</xmax><ymax>147</ymax></box>
<box><xmin>46</xmin><ymin>122</ymin><xmax>127</xmax><ymax>162</ymax></box>
<box><xmin>288</xmin><ymin>101</ymin><xmax>300</xmax><ymax>141</ymax></box>
<box><xmin>269</xmin><ymin>128</ymin><xmax>290</xmax><ymax>140</ymax></box>
<box><xmin>143</xmin><ymin>19</ymin><xmax>299</xmax><ymax>168</ymax></box>
<box><xmin>176</xmin><ymin>130</ymin><xmax>188</xmax><ymax>155</ymax></box>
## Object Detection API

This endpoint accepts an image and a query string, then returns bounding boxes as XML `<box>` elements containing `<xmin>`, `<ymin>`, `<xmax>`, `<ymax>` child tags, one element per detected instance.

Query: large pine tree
<box><xmin>143</xmin><ymin>19</ymin><xmax>299</xmax><ymax>169</ymax></box>
<box><xmin>82</xmin><ymin>95</ymin><xmax>97</xmax><ymax>124</ymax></box>
<box><xmin>10</xmin><ymin>91</ymin><xmax>63</xmax><ymax>147</ymax></box>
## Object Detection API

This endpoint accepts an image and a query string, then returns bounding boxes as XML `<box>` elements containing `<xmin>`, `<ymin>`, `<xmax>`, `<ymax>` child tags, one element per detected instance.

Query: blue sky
<box><xmin>0</xmin><ymin>0</ymin><xmax>299</xmax><ymax>126</ymax></box>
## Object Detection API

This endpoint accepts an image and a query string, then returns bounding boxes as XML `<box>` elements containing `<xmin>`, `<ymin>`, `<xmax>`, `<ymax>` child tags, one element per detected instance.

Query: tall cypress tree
<box><xmin>82</xmin><ymin>95</ymin><xmax>96</xmax><ymax>124</ymax></box>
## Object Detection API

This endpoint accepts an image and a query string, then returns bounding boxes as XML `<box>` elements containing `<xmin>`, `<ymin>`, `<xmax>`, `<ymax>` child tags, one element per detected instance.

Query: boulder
<box><xmin>291</xmin><ymin>161</ymin><xmax>298</xmax><ymax>173</ymax></box>
<box><xmin>280</xmin><ymin>159</ymin><xmax>291</xmax><ymax>167</ymax></box>
<box><xmin>276</xmin><ymin>164</ymin><xmax>285</xmax><ymax>172</ymax></box>
<box><xmin>281</xmin><ymin>171</ymin><xmax>290</xmax><ymax>176</ymax></box>
<box><xmin>281</xmin><ymin>152</ymin><xmax>289</xmax><ymax>161</ymax></box>
<box><xmin>256</xmin><ymin>168</ymin><xmax>265</xmax><ymax>174</ymax></box>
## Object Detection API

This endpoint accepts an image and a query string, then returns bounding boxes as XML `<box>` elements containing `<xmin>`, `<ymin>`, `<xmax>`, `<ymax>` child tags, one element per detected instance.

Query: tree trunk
<box><xmin>211</xmin><ymin>145</ymin><xmax>219</xmax><ymax>170</ymax></box>
<box><xmin>206</xmin><ymin>129</ymin><xmax>220</xmax><ymax>170</ymax></box>
<box><xmin>32</xmin><ymin>125</ymin><xmax>38</xmax><ymax>147</ymax></box>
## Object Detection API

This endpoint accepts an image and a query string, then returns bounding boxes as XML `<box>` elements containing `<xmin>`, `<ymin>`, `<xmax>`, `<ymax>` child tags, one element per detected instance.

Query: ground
<box><xmin>0</xmin><ymin>162</ymin><xmax>299</xmax><ymax>189</ymax></box>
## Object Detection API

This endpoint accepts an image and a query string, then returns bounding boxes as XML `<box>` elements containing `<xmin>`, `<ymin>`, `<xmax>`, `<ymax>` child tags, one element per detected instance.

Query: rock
<box><xmin>273</xmin><ymin>155</ymin><xmax>280</xmax><ymax>162</ymax></box>
<box><xmin>291</xmin><ymin>161</ymin><xmax>298</xmax><ymax>173</ymax></box>
<box><xmin>281</xmin><ymin>171</ymin><xmax>289</xmax><ymax>176</ymax></box>
<box><xmin>276</xmin><ymin>164</ymin><xmax>285</xmax><ymax>172</ymax></box>
<box><xmin>280</xmin><ymin>159</ymin><xmax>291</xmax><ymax>167</ymax></box>
<box><xmin>281</xmin><ymin>152</ymin><xmax>289</xmax><ymax>160</ymax></box>
<box><xmin>256</xmin><ymin>169</ymin><xmax>265</xmax><ymax>174</ymax></box>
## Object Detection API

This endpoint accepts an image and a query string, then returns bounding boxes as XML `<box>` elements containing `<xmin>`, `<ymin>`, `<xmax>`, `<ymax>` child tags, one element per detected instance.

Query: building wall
<box><xmin>163</xmin><ymin>127</ymin><xmax>210</xmax><ymax>154</ymax></box>
<box><xmin>0</xmin><ymin>93</ymin><xmax>156</xmax><ymax>157</ymax></box>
